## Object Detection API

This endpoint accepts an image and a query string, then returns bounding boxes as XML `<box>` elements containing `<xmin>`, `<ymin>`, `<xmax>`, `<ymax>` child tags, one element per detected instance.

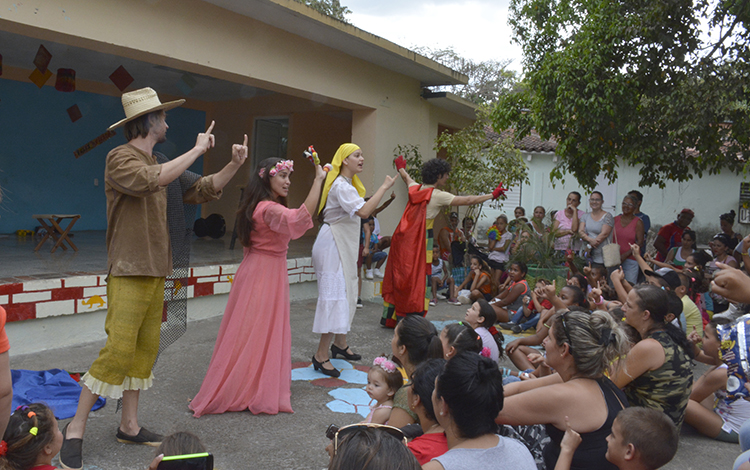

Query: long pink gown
<box><xmin>189</xmin><ymin>201</ymin><xmax>313</xmax><ymax>416</ymax></box>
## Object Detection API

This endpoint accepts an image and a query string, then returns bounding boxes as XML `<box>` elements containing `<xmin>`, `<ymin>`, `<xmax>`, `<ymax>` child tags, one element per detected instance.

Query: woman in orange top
<box><xmin>453</xmin><ymin>255</ymin><xmax>493</xmax><ymax>303</ymax></box>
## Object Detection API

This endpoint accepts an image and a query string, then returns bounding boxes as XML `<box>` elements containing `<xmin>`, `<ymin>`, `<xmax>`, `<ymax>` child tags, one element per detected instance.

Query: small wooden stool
<box><xmin>32</xmin><ymin>214</ymin><xmax>81</xmax><ymax>253</ymax></box>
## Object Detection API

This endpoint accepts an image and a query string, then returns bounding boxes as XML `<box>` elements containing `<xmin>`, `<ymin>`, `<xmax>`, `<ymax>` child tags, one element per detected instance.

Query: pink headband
<box><xmin>373</xmin><ymin>356</ymin><xmax>398</xmax><ymax>374</ymax></box>
<box><xmin>259</xmin><ymin>160</ymin><xmax>294</xmax><ymax>178</ymax></box>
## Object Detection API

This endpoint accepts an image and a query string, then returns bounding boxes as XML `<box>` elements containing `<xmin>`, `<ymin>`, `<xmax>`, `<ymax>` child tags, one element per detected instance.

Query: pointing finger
<box><xmin>206</xmin><ymin>120</ymin><xmax>215</xmax><ymax>134</ymax></box>
<box><xmin>243</xmin><ymin>134</ymin><xmax>248</xmax><ymax>147</ymax></box>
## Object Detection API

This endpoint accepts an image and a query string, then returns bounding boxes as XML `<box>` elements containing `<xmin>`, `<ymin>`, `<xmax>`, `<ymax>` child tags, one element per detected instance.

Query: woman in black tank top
<box><xmin>496</xmin><ymin>310</ymin><xmax>629</xmax><ymax>470</ymax></box>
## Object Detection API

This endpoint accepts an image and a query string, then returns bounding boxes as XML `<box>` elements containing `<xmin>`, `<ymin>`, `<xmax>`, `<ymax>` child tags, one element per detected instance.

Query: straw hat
<box><xmin>107</xmin><ymin>87</ymin><xmax>185</xmax><ymax>130</ymax></box>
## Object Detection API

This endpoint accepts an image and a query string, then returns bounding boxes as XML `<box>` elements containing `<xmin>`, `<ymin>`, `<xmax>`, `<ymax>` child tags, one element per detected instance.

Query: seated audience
<box><xmin>489</xmin><ymin>261</ymin><xmax>529</xmax><ymax>322</ymax></box>
<box><xmin>498</xmin><ymin>278</ymin><xmax>552</xmax><ymax>333</ymax></box>
<box><xmin>719</xmin><ymin>210</ymin><xmax>743</xmax><ymax>251</ymax></box>
<box><xmin>1</xmin><ymin>403</ymin><xmax>62</xmax><ymax>470</ymax></box>
<box><xmin>439</xmin><ymin>323</ymin><xmax>482</xmax><ymax>360</ymax></box>
<box><xmin>611</xmin><ymin>284</ymin><xmax>694</xmax><ymax>427</ymax></box>
<box><xmin>329</xmin><ymin>424</ymin><xmax>421</xmax><ymax>470</ymax></box>
<box><xmin>429</xmin><ymin>246</ymin><xmax>457</xmax><ymax>306</ymax></box>
<box><xmin>148</xmin><ymin>431</ymin><xmax>207</xmax><ymax>469</ymax></box>
<box><xmin>653</xmin><ymin>209</ymin><xmax>694</xmax><ymax>262</ymax></box>
<box><xmin>497</xmin><ymin>310</ymin><xmax>629</xmax><ymax>470</ymax></box>
<box><xmin>504</xmin><ymin>283</ymin><xmax>588</xmax><ymax>372</ymax></box>
<box><xmin>423</xmin><ymin>353</ymin><xmax>536</xmax><ymax>470</ymax></box>
<box><xmin>406</xmin><ymin>359</ymin><xmax>448</xmax><ymax>465</ymax></box>
<box><xmin>461</xmin><ymin>300</ymin><xmax>504</xmax><ymax>362</ymax></box>
<box><xmin>487</xmin><ymin>215</ymin><xmax>513</xmax><ymax>286</ymax></box>
<box><xmin>648</xmin><ymin>230</ymin><xmax>696</xmax><ymax>270</ymax></box>
<box><xmin>362</xmin><ymin>356</ymin><xmax>403</xmax><ymax>424</ymax></box>
<box><xmin>453</xmin><ymin>255</ymin><xmax>493</xmax><ymax>304</ymax></box>
<box><xmin>708</xmin><ymin>233</ymin><xmax>739</xmax><ymax>315</ymax></box>
<box><xmin>388</xmin><ymin>316</ymin><xmax>444</xmax><ymax>428</ymax></box>
<box><xmin>556</xmin><ymin>407</ymin><xmax>678</xmax><ymax>470</ymax></box>
<box><xmin>363</xmin><ymin>217</ymin><xmax>389</xmax><ymax>279</ymax></box>
<box><xmin>684</xmin><ymin>318</ymin><xmax>750</xmax><ymax>443</ymax></box>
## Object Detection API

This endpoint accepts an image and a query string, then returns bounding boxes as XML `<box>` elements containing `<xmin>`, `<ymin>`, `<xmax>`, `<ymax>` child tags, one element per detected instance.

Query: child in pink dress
<box><xmin>190</xmin><ymin>157</ymin><xmax>326</xmax><ymax>416</ymax></box>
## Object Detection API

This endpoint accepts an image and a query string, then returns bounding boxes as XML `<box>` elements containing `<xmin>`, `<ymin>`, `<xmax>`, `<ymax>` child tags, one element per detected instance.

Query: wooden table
<box><xmin>32</xmin><ymin>214</ymin><xmax>81</xmax><ymax>253</ymax></box>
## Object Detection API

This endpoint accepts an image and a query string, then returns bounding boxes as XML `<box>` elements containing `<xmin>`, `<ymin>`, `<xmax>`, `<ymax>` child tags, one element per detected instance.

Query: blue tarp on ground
<box><xmin>11</xmin><ymin>369</ymin><xmax>106</xmax><ymax>419</ymax></box>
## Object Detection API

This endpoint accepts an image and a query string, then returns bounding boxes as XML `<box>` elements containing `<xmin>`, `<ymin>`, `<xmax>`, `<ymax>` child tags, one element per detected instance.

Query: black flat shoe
<box><xmin>60</xmin><ymin>422</ymin><xmax>83</xmax><ymax>470</ymax></box>
<box><xmin>312</xmin><ymin>356</ymin><xmax>340</xmax><ymax>378</ymax></box>
<box><xmin>331</xmin><ymin>344</ymin><xmax>362</xmax><ymax>361</ymax></box>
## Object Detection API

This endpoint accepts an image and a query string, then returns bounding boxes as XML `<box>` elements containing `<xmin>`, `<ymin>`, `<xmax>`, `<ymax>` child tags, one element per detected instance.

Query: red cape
<box><xmin>382</xmin><ymin>185</ymin><xmax>434</xmax><ymax>314</ymax></box>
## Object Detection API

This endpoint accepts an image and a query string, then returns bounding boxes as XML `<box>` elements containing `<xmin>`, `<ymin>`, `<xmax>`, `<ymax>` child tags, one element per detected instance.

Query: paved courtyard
<box><xmin>8</xmin><ymin>298</ymin><xmax>739</xmax><ymax>469</ymax></box>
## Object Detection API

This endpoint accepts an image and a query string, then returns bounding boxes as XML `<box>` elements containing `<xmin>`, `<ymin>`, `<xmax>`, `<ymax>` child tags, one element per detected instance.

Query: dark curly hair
<box><xmin>421</xmin><ymin>158</ymin><xmax>451</xmax><ymax>185</ymax></box>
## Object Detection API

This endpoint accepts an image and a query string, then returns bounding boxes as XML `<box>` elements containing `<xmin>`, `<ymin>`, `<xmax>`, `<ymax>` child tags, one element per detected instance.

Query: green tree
<box><xmin>435</xmin><ymin>106</ymin><xmax>529</xmax><ymax>213</ymax></box>
<box><xmin>294</xmin><ymin>0</ymin><xmax>351</xmax><ymax>22</ymax></box>
<box><xmin>493</xmin><ymin>0</ymin><xmax>750</xmax><ymax>189</ymax></box>
<box><xmin>417</xmin><ymin>47</ymin><xmax>518</xmax><ymax>105</ymax></box>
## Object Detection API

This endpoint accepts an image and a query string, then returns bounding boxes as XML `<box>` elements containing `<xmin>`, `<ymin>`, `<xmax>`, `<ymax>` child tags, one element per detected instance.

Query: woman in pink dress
<box><xmin>190</xmin><ymin>157</ymin><xmax>326</xmax><ymax>416</ymax></box>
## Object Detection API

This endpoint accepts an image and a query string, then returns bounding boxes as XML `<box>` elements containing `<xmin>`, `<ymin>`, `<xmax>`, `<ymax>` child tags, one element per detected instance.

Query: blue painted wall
<box><xmin>0</xmin><ymin>78</ymin><xmax>205</xmax><ymax>233</ymax></box>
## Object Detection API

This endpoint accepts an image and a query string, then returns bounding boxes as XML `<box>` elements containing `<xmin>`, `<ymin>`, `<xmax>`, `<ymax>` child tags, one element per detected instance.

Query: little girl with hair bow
<box><xmin>0</xmin><ymin>403</ymin><xmax>63</xmax><ymax>470</ymax></box>
<box><xmin>363</xmin><ymin>356</ymin><xmax>404</xmax><ymax>424</ymax></box>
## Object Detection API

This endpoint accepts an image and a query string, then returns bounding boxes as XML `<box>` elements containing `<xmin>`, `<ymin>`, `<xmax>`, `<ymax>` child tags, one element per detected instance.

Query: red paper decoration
<box><xmin>67</xmin><ymin>104</ymin><xmax>82</xmax><ymax>122</ymax></box>
<box><xmin>109</xmin><ymin>65</ymin><xmax>134</xmax><ymax>92</ymax></box>
<box><xmin>33</xmin><ymin>45</ymin><xmax>52</xmax><ymax>74</ymax></box>
<box><xmin>55</xmin><ymin>68</ymin><xmax>76</xmax><ymax>92</ymax></box>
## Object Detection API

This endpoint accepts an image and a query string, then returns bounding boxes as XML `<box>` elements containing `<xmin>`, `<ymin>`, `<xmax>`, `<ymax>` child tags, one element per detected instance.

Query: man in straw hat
<box><xmin>60</xmin><ymin>87</ymin><xmax>247</xmax><ymax>469</ymax></box>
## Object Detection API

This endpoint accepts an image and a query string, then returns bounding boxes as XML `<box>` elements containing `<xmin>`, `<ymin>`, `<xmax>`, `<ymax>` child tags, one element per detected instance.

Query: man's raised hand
<box><xmin>231</xmin><ymin>134</ymin><xmax>248</xmax><ymax>166</ymax></box>
<box><xmin>196</xmin><ymin>120</ymin><xmax>216</xmax><ymax>153</ymax></box>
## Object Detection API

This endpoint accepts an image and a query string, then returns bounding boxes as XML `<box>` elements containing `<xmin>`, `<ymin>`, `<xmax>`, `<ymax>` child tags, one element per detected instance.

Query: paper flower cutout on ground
<box><xmin>326</xmin><ymin>387</ymin><xmax>371</xmax><ymax>418</ymax></box>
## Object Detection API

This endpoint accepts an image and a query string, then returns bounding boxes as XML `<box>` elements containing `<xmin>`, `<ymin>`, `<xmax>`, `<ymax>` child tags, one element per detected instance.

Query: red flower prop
<box><xmin>394</xmin><ymin>155</ymin><xmax>406</xmax><ymax>171</ymax></box>
<box><xmin>0</xmin><ymin>440</ymin><xmax>8</xmax><ymax>456</ymax></box>
<box><xmin>492</xmin><ymin>182</ymin><xmax>507</xmax><ymax>200</ymax></box>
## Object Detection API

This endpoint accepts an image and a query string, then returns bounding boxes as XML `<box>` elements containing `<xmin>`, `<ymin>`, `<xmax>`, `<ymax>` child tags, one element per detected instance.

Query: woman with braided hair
<box><xmin>496</xmin><ymin>310</ymin><xmax>630</xmax><ymax>470</ymax></box>
<box><xmin>0</xmin><ymin>403</ymin><xmax>62</xmax><ymax>470</ymax></box>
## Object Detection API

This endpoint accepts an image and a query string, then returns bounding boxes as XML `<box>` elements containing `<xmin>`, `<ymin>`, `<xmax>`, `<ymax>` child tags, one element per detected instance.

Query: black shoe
<box><xmin>116</xmin><ymin>426</ymin><xmax>163</xmax><ymax>447</ymax></box>
<box><xmin>511</xmin><ymin>325</ymin><xmax>522</xmax><ymax>334</ymax></box>
<box><xmin>60</xmin><ymin>422</ymin><xmax>83</xmax><ymax>470</ymax></box>
<box><xmin>312</xmin><ymin>356</ymin><xmax>340</xmax><ymax>377</ymax></box>
<box><xmin>497</xmin><ymin>322</ymin><xmax>516</xmax><ymax>330</ymax></box>
<box><xmin>356</xmin><ymin>298</ymin><xmax>364</xmax><ymax>308</ymax></box>
<box><xmin>331</xmin><ymin>344</ymin><xmax>362</xmax><ymax>361</ymax></box>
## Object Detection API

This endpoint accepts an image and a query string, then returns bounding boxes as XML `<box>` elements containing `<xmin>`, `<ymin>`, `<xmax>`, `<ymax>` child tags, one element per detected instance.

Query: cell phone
<box><xmin>156</xmin><ymin>452</ymin><xmax>213</xmax><ymax>470</ymax></box>
<box><xmin>325</xmin><ymin>424</ymin><xmax>339</xmax><ymax>440</ymax></box>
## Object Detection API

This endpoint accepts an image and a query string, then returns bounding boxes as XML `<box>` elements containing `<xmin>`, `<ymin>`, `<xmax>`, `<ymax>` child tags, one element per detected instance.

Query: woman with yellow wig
<box><xmin>312</xmin><ymin>144</ymin><xmax>396</xmax><ymax>377</ymax></box>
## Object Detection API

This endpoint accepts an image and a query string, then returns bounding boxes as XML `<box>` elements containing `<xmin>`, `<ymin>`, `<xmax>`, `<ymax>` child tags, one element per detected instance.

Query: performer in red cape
<box><xmin>382</xmin><ymin>157</ymin><xmax>504</xmax><ymax>327</ymax></box>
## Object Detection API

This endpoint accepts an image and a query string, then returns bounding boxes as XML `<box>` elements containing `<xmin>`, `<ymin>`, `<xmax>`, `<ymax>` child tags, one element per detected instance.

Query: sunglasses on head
<box><xmin>333</xmin><ymin>423</ymin><xmax>407</xmax><ymax>455</ymax></box>
<box><xmin>560</xmin><ymin>311</ymin><xmax>576</xmax><ymax>359</ymax></box>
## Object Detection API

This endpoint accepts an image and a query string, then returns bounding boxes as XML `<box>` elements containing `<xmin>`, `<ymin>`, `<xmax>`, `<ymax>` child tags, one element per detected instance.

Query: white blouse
<box><xmin>323</xmin><ymin>176</ymin><xmax>365</xmax><ymax>224</ymax></box>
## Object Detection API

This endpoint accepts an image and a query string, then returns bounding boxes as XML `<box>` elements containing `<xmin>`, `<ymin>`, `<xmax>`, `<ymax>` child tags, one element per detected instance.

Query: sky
<box><xmin>342</xmin><ymin>0</ymin><xmax>525</xmax><ymax>72</ymax></box>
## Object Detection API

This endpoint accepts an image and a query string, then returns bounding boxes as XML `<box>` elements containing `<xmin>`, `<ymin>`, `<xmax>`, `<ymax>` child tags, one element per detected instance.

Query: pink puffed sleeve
<box><xmin>263</xmin><ymin>203</ymin><xmax>314</xmax><ymax>239</ymax></box>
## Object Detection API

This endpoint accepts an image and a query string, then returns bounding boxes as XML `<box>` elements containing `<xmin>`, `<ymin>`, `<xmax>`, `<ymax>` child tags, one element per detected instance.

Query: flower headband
<box><xmin>259</xmin><ymin>160</ymin><xmax>294</xmax><ymax>178</ymax></box>
<box><xmin>373</xmin><ymin>356</ymin><xmax>398</xmax><ymax>374</ymax></box>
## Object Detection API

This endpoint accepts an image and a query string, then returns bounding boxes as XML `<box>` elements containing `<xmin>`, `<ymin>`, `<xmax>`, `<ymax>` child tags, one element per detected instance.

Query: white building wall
<box><xmin>511</xmin><ymin>152</ymin><xmax>750</xmax><ymax>241</ymax></box>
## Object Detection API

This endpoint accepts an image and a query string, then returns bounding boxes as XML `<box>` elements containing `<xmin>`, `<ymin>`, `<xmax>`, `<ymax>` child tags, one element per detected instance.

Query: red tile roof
<box><xmin>485</xmin><ymin>127</ymin><xmax>558</xmax><ymax>153</ymax></box>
